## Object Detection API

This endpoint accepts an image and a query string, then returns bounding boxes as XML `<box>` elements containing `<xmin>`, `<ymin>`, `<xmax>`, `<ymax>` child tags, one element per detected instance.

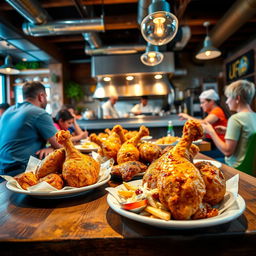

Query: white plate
<box><xmin>193</xmin><ymin>159</ymin><xmax>222</xmax><ymax>168</ymax></box>
<box><xmin>141</xmin><ymin>136</ymin><xmax>153</xmax><ymax>141</ymax></box>
<box><xmin>75</xmin><ymin>144</ymin><xmax>99</xmax><ymax>153</ymax></box>
<box><xmin>6</xmin><ymin>175</ymin><xmax>111</xmax><ymax>199</ymax></box>
<box><xmin>107</xmin><ymin>180</ymin><xmax>245</xmax><ymax>229</ymax></box>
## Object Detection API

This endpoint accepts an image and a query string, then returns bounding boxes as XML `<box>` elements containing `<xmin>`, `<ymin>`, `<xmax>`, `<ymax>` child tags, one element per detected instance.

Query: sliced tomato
<box><xmin>122</xmin><ymin>199</ymin><xmax>148</xmax><ymax>212</ymax></box>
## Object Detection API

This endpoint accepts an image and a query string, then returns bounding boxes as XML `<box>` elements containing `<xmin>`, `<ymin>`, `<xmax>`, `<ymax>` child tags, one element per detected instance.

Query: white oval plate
<box><xmin>107</xmin><ymin>180</ymin><xmax>245</xmax><ymax>229</ymax></box>
<box><xmin>141</xmin><ymin>136</ymin><xmax>153</xmax><ymax>141</ymax></box>
<box><xmin>193</xmin><ymin>159</ymin><xmax>222</xmax><ymax>168</ymax></box>
<box><xmin>6</xmin><ymin>175</ymin><xmax>111</xmax><ymax>199</ymax></box>
<box><xmin>75</xmin><ymin>144</ymin><xmax>99</xmax><ymax>153</ymax></box>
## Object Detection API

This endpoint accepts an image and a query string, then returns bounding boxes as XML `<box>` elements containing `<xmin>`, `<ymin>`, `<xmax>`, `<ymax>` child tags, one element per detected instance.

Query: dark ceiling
<box><xmin>0</xmin><ymin>0</ymin><xmax>256</xmax><ymax>64</ymax></box>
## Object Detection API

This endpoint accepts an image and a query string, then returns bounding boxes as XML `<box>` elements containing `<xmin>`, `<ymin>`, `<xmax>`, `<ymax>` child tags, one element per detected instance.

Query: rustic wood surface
<box><xmin>0</xmin><ymin>153</ymin><xmax>255</xmax><ymax>256</ymax></box>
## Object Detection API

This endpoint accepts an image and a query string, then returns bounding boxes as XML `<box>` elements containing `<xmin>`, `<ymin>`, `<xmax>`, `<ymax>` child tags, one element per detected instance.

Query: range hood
<box><xmin>92</xmin><ymin>53</ymin><xmax>175</xmax><ymax>98</ymax></box>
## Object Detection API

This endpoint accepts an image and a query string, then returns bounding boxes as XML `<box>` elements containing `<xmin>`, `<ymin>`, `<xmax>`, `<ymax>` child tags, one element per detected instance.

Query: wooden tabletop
<box><xmin>0</xmin><ymin>153</ymin><xmax>255</xmax><ymax>256</ymax></box>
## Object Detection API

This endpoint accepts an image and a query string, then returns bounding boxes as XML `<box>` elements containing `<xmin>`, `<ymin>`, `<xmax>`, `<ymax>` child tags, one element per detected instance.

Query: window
<box><xmin>0</xmin><ymin>75</ymin><xmax>6</xmax><ymax>104</ymax></box>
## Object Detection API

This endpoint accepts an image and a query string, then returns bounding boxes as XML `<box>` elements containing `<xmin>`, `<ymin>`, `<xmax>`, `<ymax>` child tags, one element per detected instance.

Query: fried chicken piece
<box><xmin>117</xmin><ymin>125</ymin><xmax>149</xmax><ymax>164</ymax></box>
<box><xmin>39</xmin><ymin>173</ymin><xmax>64</xmax><ymax>190</ymax></box>
<box><xmin>98</xmin><ymin>132</ymin><xmax>109</xmax><ymax>140</ymax></box>
<box><xmin>194</xmin><ymin>161</ymin><xmax>226</xmax><ymax>205</ymax></box>
<box><xmin>112</xmin><ymin>125</ymin><xmax>127</xmax><ymax>144</ymax></box>
<box><xmin>36</xmin><ymin>148</ymin><xmax>65</xmax><ymax>178</ymax></box>
<box><xmin>15</xmin><ymin>172</ymin><xmax>38</xmax><ymax>190</ymax></box>
<box><xmin>143</xmin><ymin>120</ymin><xmax>206</xmax><ymax>220</ymax></box>
<box><xmin>56</xmin><ymin>130</ymin><xmax>100</xmax><ymax>187</ymax></box>
<box><xmin>111</xmin><ymin>161</ymin><xmax>148</xmax><ymax>181</ymax></box>
<box><xmin>90</xmin><ymin>132</ymin><xmax>121</xmax><ymax>162</ymax></box>
<box><xmin>192</xmin><ymin>202</ymin><xmax>219</xmax><ymax>219</ymax></box>
<box><xmin>125</xmin><ymin>130</ymin><xmax>138</xmax><ymax>140</ymax></box>
<box><xmin>138</xmin><ymin>142</ymin><xmax>162</xmax><ymax>163</ymax></box>
<box><xmin>144</xmin><ymin>144</ymin><xmax>200</xmax><ymax>190</ymax></box>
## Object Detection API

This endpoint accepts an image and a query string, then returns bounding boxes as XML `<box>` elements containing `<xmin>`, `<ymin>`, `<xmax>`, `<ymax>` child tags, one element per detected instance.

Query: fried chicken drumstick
<box><xmin>56</xmin><ymin>130</ymin><xmax>100</xmax><ymax>187</ymax></box>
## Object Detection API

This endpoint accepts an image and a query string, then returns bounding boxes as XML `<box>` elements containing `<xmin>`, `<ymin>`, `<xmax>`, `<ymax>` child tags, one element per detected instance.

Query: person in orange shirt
<box><xmin>179</xmin><ymin>89</ymin><xmax>228</xmax><ymax>160</ymax></box>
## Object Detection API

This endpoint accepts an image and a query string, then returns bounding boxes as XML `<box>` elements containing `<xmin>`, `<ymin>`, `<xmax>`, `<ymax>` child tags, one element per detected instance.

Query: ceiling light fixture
<box><xmin>126</xmin><ymin>76</ymin><xmax>134</xmax><ymax>81</ymax></box>
<box><xmin>0</xmin><ymin>55</ymin><xmax>20</xmax><ymax>75</ymax></box>
<box><xmin>195</xmin><ymin>21</ymin><xmax>221</xmax><ymax>60</ymax></box>
<box><xmin>140</xmin><ymin>43</ymin><xmax>164</xmax><ymax>66</ymax></box>
<box><xmin>140</xmin><ymin>0</ymin><xmax>178</xmax><ymax>46</ymax></box>
<box><xmin>103</xmin><ymin>77</ymin><xmax>111</xmax><ymax>82</ymax></box>
<box><xmin>154</xmin><ymin>74</ymin><xmax>162</xmax><ymax>79</ymax></box>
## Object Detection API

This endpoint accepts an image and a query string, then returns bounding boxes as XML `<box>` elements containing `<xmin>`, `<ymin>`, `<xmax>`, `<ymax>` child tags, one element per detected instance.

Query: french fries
<box><xmin>118</xmin><ymin>190</ymin><xmax>134</xmax><ymax>198</ymax></box>
<box><xmin>123</xmin><ymin>182</ymin><xmax>137</xmax><ymax>191</ymax></box>
<box><xmin>118</xmin><ymin>182</ymin><xmax>172</xmax><ymax>221</ymax></box>
<box><xmin>144</xmin><ymin>206</ymin><xmax>171</xmax><ymax>221</ymax></box>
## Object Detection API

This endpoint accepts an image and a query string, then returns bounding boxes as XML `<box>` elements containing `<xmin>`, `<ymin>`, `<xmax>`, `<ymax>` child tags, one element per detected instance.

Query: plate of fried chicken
<box><xmin>107</xmin><ymin>120</ymin><xmax>246</xmax><ymax>229</ymax></box>
<box><xmin>4</xmin><ymin>130</ymin><xmax>111</xmax><ymax>199</ymax></box>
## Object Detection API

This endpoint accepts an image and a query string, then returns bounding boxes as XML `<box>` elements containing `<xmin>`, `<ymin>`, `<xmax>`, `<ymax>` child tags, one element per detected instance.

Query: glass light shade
<box><xmin>195</xmin><ymin>36</ymin><xmax>221</xmax><ymax>60</ymax></box>
<box><xmin>0</xmin><ymin>55</ymin><xmax>20</xmax><ymax>74</ymax></box>
<box><xmin>141</xmin><ymin>11</ymin><xmax>178</xmax><ymax>46</ymax></box>
<box><xmin>140</xmin><ymin>49</ymin><xmax>164</xmax><ymax>66</ymax></box>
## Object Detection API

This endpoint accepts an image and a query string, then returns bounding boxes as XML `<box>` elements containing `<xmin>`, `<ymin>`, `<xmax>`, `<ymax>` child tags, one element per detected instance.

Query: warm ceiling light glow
<box><xmin>154</xmin><ymin>74</ymin><xmax>162</xmax><ymax>79</ymax></box>
<box><xmin>6</xmin><ymin>67</ymin><xmax>11</xmax><ymax>72</ymax></box>
<box><xmin>103</xmin><ymin>77</ymin><xmax>111</xmax><ymax>82</ymax></box>
<box><xmin>22</xmin><ymin>58</ymin><xmax>27</xmax><ymax>61</ymax></box>
<box><xmin>126</xmin><ymin>76</ymin><xmax>134</xmax><ymax>81</ymax></box>
<box><xmin>140</xmin><ymin>0</ymin><xmax>178</xmax><ymax>46</ymax></box>
<box><xmin>195</xmin><ymin>22</ymin><xmax>221</xmax><ymax>60</ymax></box>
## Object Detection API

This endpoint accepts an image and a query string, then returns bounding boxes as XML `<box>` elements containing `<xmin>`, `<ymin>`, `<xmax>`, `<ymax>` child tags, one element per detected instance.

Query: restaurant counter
<box><xmin>78</xmin><ymin>115</ymin><xmax>186</xmax><ymax>137</ymax></box>
<box><xmin>0</xmin><ymin>153</ymin><xmax>255</xmax><ymax>256</ymax></box>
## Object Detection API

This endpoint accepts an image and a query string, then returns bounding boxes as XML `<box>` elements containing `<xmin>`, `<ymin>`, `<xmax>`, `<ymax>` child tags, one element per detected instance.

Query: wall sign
<box><xmin>226</xmin><ymin>49</ymin><xmax>254</xmax><ymax>82</ymax></box>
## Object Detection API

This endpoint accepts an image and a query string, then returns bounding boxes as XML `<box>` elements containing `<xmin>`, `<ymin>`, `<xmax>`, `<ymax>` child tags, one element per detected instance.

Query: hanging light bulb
<box><xmin>195</xmin><ymin>22</ymin><xmax>221</xmax><ymax>60</ymax></box>
<box><xmin>141</xmin><ymin>0</ymin><xmax>178</xmax><ymax>46</ymax></box>
<box><xmin>141</xmin><ymin>43</ymin><xmax>164</xmax><ymax>66</ymax></box>
<box><xmin>0</xmin><ymin>55</ymin><xmax>20</xmax><ymax>75</ymax></box>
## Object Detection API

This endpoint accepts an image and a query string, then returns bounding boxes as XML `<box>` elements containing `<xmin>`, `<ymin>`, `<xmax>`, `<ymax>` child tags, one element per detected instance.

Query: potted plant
<box><xmin>65</xmin><ymin>81</ymin><xmax>84</xmax><ymax>104</ymax></box>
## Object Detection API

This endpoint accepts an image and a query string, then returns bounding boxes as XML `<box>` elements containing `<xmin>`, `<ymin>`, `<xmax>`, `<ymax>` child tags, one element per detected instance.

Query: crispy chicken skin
<box><xmin>138</xmin><ymin>142</ymin><xmax>162</xmax><ymax>163</ymax></box>
<box><xmin>15</xmin><ymin>172</ymin><xmax>38</xmax><ymax>190</ymax></box>
<box><xmin>124</xmin><ymin>130</ymin><xmax>139</xmax><ymax>140</ymax></box>
<box><xmin>117</xmin><ymin>125</ymin><xmax>149</xmax><ymax>164</ymax></box>
<box><xmin>56</xmin><ymin>130</ymin><xmax>100</xmax><ymax>187</ymax></box>
<box><xmin>143</xmin><ymin>120</ymin><xmax>206</xmax><ymax>220</ymax></box>
<box><xmin>39</xmin><ymin>173</ymin><xmax>64</xmax><ymax>190</ymax></box>
<box><xmin>90</xmin><ymin>131</ymin><xmax>121</xmax><ymax>162</ymax></box>
<box><xmin>36</xmin><ymin>148</ymin><xmax>65</xmax><ymax>178</ymax></box>
<box><xmin>111</xmin><ymin>161</ymin><xmax>148</xmax><ymax>181</ymax></box>
<box><xmin>194</xmin><ymin>161</ymin><xmax>226</xmax><ymax>205</ymax></box>
<box><xmin>192</xmin><ymin>202</ymin><xmax>219</xmax><ymax>219</ymax></box>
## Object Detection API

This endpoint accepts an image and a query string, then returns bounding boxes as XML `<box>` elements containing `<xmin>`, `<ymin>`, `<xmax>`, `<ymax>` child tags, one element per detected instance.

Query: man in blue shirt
<box><xmin>0</xmin><ymin>81</ymin><xmax>60</xmax><ymax>177</ymax></box>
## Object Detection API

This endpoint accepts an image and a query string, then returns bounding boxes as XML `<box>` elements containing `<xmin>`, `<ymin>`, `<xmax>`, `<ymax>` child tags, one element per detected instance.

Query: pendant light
<box><xmin>195</xmin><ymin>21</ymin><xmax>221</xmax><ymax>60</ymax></box>
<box><xmin>0</xmin><ymin>55</ymin><xmax>20</xmax><ymax>75</ymax></box>
<box><xmin>140</xmin><ymin>43</ymin><xmax>164</xmax><ymax>66</ymax></box>
<box><xmin>140</xmin><ymin>0</ymin><xmax>178</xmax><ymax>46</ymax></box>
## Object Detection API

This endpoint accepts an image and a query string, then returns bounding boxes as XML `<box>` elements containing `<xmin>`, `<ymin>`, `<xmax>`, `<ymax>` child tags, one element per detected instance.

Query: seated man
<box><xmin>0</xmin><ymin>81</ymin><xmax>61</xmax><ymax>177</ymax></box>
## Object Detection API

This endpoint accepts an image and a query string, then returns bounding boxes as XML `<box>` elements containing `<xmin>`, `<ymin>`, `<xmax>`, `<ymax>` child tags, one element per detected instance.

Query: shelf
<box><xmin>14</xmin><ymin>69</ymin><xmax>50</xmax><ymax>75</ymax></box>
<box><xmin>13</xmin><ymin>82</ymin><xmax>49</xmax><ymax>86</ymax></box>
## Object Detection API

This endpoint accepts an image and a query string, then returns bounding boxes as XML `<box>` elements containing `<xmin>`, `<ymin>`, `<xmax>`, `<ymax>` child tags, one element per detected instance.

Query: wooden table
<box><xmin>0</xmin><ymin>154</ymin><xmax>255</xmax><ymax>256</ymax></box>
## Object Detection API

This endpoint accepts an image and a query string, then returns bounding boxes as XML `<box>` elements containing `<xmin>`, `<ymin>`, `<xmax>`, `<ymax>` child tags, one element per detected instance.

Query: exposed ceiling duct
<box><xmin>210</xmin><ymin>0</ymin><xmax>256</xmax><ymax>47</ymax></box>
<box><xmin>23</xmin><ymin>18</ymin><xmax>104</xmax><ymax>36</ymax></box>
<box><xmin>5</xmin><ymin>0</ymin><xmax>50</xmax><ymax>24</ymax></box>
<box><xmin>85</xmin><ymin>45</ymin><xmax>146</xmax><ymax>55</ymax></box>
<box><xmin>83</xmin><ymin>32</ymin><xmax>102</xmax><ymax>49</ymax></box>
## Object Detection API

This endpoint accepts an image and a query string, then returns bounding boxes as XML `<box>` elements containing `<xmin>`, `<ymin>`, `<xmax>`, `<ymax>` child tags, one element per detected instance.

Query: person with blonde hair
<box><xmin>203</xmin><ymin>80</ymin><xmax>256</xmax><ymax>168</ymax></box>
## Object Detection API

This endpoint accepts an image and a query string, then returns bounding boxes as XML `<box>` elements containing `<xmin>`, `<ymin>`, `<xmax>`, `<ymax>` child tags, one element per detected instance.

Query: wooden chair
<box><xmin>236</xmin><ymin>133</ymin><xmax>256</xmax><ymax>177</ymax></box>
